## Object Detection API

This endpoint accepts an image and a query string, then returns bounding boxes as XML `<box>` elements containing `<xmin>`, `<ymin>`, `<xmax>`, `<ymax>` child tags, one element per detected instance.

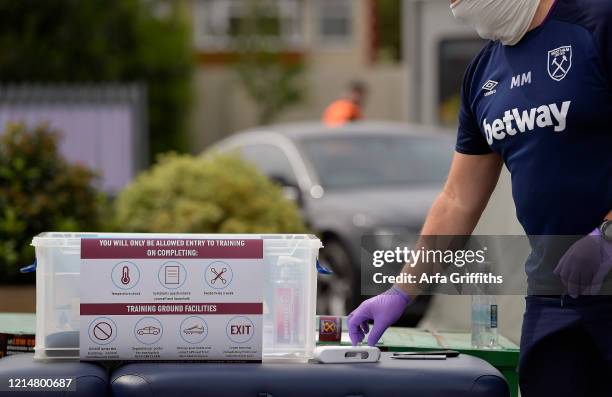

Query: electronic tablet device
<box><xmin>391</xmin><ymin>354</ymin><xmax>447</xmax><ymax>360</ymax></box>
<box><xmin>392</xmin><ymin>350</ymin><xmax>460</xmax><ymax>358</ymax></box>
<box><xmin>314</xmin><ymin>346</ymin><xmax>381</xmax><ymax>363</ymax></box>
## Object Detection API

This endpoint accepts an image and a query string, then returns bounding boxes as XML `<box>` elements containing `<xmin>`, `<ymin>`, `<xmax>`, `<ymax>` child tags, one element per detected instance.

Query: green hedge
<box><xmin>114</xmin><ymin>153</ymin><xmax>307</xmax><ymax>234</ymax></box>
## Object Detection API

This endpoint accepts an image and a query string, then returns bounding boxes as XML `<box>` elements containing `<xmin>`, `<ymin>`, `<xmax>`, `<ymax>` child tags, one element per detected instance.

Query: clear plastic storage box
<box><xmin>31</xmin><ymin>233</ymin><xmax>321</xmax><ymax>362</ymax></box>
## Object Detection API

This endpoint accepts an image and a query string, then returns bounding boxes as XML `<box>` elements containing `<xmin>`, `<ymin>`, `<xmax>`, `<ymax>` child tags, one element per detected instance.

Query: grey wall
<box><xmin>404</xmin><ymin>0</ymin><xmax>478</xmax><ymax>124</ymax></box>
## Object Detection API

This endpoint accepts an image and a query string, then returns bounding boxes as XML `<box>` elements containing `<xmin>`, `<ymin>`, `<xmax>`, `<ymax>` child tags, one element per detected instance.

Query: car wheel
<box><xmin>317</xmin><ymin>239</ymin><xmax>356</xmax><ymax>316</ymax></box>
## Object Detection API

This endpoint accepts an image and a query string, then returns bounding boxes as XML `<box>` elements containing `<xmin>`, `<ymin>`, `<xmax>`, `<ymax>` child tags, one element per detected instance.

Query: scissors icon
<box><xmin>210</xmin><ymin>267</ymin><xmax>227</xmax><ymax>284</ymax></box>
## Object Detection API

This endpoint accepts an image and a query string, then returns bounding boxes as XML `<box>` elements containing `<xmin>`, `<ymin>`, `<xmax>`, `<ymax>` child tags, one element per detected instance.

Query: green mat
<box><xmin>0</xmin><ymin>313</ymin><xmax>36</xmax><ymax>335</ymax></box>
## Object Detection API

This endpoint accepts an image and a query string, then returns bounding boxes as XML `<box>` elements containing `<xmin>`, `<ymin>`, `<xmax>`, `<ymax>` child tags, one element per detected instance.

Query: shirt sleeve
<box><xmin>455</xmin><ymin>49</ymin><xmax>493</xmax><ymax>155</ymax></box>
<box><xmin>590</xmin><ymin>1</ymin><xmax>612</xmax><ymax>86</ymax></box>
<box><xmin>562</xmin><ymin>0</ymin><xmax>612</xmax><ymax>87</ymax></box>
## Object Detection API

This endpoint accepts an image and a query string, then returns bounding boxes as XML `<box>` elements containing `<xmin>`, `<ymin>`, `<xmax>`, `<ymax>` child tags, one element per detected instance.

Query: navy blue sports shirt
<box><xmin>456</xmin><ymin>0</ymin><xmax>612</xmax><ymax>292</ymax></box>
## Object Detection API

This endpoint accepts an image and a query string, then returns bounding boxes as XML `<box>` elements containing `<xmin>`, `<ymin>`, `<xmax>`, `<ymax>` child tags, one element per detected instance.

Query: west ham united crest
<box><xmin>548</xmin><ymin>46</ymin><xmax>572</xmax><ymax>82</ymax></box>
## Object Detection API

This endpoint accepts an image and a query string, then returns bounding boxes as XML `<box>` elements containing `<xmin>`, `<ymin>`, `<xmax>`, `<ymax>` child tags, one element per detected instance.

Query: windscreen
<box><xmin>300</xmin><ymin>134</ymin><xmax>453</xmax><ymax>190</ymax></box>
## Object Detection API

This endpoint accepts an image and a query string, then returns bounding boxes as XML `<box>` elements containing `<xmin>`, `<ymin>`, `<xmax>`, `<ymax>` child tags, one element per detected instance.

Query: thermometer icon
<box><xmin>121</xmin><ymin>266</ymin><xmax>131</xmax><ymax>285</ymax></box>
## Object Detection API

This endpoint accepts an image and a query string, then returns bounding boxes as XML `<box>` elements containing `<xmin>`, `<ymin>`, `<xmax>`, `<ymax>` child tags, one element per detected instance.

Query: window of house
<box><xmin>317</xmin><ymin>0</ymin><xmax>352</xmax><ymax>42</ymax></box>
<box><xmin>194</xmin><ymin>0</ymin><xmax>303</xmax><ymax>50</ymax></box>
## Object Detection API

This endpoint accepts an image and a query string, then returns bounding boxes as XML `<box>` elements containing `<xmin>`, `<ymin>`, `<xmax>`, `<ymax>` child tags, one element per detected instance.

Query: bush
<box><xmin>114</xmin><ymin>153</ymin><xmax>307</xmax><ymax>234</ymax></box>
<box><xmin>0</xmin><ymin>123</ymin><xmax>105</xmax><ymax>282</ymax></box>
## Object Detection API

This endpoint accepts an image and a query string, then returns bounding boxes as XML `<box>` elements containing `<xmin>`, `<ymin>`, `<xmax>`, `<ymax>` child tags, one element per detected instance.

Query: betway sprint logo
<box><xmin>483</xmin><ymin>101</ymin><xmax>571</xmax><ymax>145</ymax></box>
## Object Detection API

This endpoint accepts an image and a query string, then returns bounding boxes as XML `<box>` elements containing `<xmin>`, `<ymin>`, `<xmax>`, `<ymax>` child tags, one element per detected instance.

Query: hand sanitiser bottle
<box><xmin>274</xmin><ymin>256</ymin><xmax>303</xmax><ymax>346</ymax></box>
<box><xmin>471</xmin><ymin>295</ymin><xmax>499</xmax><ymax>348</ymax></box>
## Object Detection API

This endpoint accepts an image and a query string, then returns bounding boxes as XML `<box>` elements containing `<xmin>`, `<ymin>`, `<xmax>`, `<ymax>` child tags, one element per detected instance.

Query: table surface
<box><xmin>110</xmin><ymin>352</ymin><xmax>509</xmax><ymax>397</ymax></box>
<box><xmin>316</xmin><ymin>316</ymin><xmax>520</xmax><ymax>397</ymax></box>
<box><xmin>317</xmin><ymin>316</ymin><xmax>519</xmax><ymax>366</ymax></box>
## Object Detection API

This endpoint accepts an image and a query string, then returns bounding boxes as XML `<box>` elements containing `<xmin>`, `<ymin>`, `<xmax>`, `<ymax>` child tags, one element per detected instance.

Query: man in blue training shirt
<box><xmin>347</xmin><ymin>0</ymin><xmax>612</xmax><ymax>395</ymax></box>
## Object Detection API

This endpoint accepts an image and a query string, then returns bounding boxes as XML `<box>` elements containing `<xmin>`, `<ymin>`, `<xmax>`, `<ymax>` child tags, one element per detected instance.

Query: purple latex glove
<box><xmin>347</xmin><ymin>286</ymin><xmax>411</xmax><ymax>346</ymax></box>
<box><xmin>553</xmin><ymin>229</ymin><xmax>612</xmax><ymax>297</ymax></box>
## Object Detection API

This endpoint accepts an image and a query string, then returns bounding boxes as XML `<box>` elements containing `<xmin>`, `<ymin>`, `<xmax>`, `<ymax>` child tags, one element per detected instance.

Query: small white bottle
<box><xmin>471</xmin><ymin>295</ymin><xmax>499</xmax><ymax>348</ymax></box>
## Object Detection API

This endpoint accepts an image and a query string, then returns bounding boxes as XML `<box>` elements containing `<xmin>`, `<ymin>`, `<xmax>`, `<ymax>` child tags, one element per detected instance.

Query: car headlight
<box><xmin>352</xmin><ymin>213</ymin><xmax>375</xmax><ymax>228</ymax></box>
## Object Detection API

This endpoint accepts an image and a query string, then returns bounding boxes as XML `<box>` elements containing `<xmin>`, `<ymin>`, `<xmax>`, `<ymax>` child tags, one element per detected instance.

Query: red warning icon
<box><xmin>121</xmin><ymin>266</ymin><xmax>131</xmax><ymax>285</ymax></box>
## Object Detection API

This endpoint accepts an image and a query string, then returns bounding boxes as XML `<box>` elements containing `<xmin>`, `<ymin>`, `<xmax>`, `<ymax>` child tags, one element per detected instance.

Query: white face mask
<box><xmin>450</xmin><ymin>0</ymin><xmax>540</xmax><ymax>46</ymax></box>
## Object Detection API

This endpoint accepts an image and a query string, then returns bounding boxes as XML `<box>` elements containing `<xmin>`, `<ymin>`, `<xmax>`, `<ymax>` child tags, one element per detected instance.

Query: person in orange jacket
<box><xmin>322</xmin><ymin>81</ymin><xmax>367</xmax><ymax>127</ymax></box>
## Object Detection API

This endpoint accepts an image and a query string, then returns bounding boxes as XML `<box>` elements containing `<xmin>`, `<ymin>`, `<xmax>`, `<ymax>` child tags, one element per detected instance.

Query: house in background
<box><xmin>188</xmin><ymin>0</ymin><xmax>409</xmax><ymax>150</ymax></box>
<box><xmin>402</xmin><ymin>0</ymin><xmax>483</xmax><ymax>126</ymax></box>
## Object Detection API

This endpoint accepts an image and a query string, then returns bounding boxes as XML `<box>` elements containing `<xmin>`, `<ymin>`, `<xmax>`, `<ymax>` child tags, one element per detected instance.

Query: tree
<box><xmin>0</xmin><ymin>0</ymin><xmax>193</xmax><ymax>158</ymax></box>
<box><xmin>233</xmin><ymin>1</ymin><xmax>305</xmax><ymax>125</ymax></box>
<box><xmin>376</xmin><ymin>0</ymin><xmax>402</xmax><ymax>62</ymax></box>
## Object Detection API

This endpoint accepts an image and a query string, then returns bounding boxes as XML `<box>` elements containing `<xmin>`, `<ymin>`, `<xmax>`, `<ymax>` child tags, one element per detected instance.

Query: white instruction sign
<box><xmin>79</xmin><ymin>237</ymin><xmax>264</xmax><ymax>361</ymax></box>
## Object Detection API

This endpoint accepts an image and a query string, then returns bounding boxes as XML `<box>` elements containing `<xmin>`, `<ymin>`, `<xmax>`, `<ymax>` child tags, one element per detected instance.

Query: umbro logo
<box><xmin>482</xmin><ymin>80</ymin><xmax>498</xmax><ymax>96</ymax></box>
<box><xmin>482</xmin><ymin>80</ymin><xmax>498</xmax><ymax>91</ymax></box>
